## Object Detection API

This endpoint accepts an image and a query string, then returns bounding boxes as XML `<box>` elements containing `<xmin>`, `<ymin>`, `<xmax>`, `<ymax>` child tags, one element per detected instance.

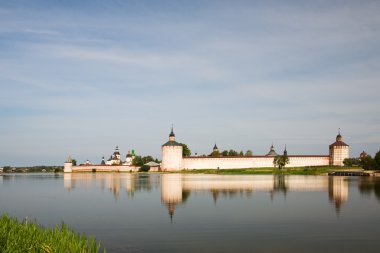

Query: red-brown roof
<box><xmin>329</xmin><ymin>141</ymin><xmax>349</xmax><ymax>147</ymax></box>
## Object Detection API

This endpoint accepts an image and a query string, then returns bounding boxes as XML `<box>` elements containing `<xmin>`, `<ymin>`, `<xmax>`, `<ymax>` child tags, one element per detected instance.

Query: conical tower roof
<box><xmin>266</xmin><ymin>144</ymin><xmax>279</xmax><ymax>156</ymax></box>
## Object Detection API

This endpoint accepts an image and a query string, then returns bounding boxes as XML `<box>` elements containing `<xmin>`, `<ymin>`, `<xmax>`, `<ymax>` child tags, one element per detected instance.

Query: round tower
<box><xmin>64</xmin><ymin>156</ymin><xmax>73</xmax><ymax>173</ymax></box>
<box><xmin>161</xmin><ymin>127</ymin><xmax>183</xmax><ymax>171</ymax></box>
<box><xmin>329</xmin><ymin>130</ymin><xmax>349</xmax><ymax>166</ymax></box>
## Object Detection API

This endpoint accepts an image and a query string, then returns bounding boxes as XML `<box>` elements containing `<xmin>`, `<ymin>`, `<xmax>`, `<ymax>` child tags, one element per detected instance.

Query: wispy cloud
<box><xmin>0</xmin><ymin>0</ymin><xmax>379</xmax><ymax>165</ymax></box>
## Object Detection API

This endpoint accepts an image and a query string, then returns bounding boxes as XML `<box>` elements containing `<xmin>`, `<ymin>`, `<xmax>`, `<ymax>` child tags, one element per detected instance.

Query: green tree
<box><xmin>139</xmin><ymin>165</ymin><xmax>150</xmax><ymax>172</ymax></box>
<box><xmin>245</xmin><ymin>150</ymin><xmax>253</xmax><ymax>156</ymax></box>
<box><xmin>133</xmin><ymin>155</ymin><xmax>156</xmax><ymax>166</ymax></box>
<box><xmin>360</xmin><ymin>155</ymin><xmax>375</xmax><ymax>170</ymax></box>
<box><xmin>221</xmin><ymin>150</ymin><xmax>229</xmax><ymax>156</ymax></box>
<box><xmin>374</xmin><ymin>151</ymin><xmax>380</xmax><ymax>169</ymax></box>
<box><xmin>343</xmin><ymin>158</ymin><xmax>360</xmax><ymax>167</ymax></box>
<box><xmin>72</xmin><ymin>159</ymin><xmax>77</xmax><ymax>166</ymax></box>
<box><xmin>273</xmin><ymin>155</ymin><xmax>289</xmax><ymax>170</ymax></box>
<box><xmin>239</xmin><ymin>151</ymin><xmax>244</xmax><ymax>156</ymax></box>
<box><xmin>228</xmin><ymin>150</ymin><xmax>239</xmax><ymax>156</ymax></box>
<box><xmin>181</xmin><ymin>143</ymin><xmax>191</xmax><ymax>157</ymax></box>
<box><xmin>132</xmin><ymin>156</ymin><xmax>144</xmax><ymax>166</ymax></box>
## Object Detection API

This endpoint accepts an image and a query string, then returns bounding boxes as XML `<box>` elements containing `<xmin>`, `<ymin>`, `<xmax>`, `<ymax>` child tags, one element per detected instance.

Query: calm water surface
<box><xmin>0</xmin><ymin>173</ymin><xmax>379</xmax><ymax>253</ymax></box>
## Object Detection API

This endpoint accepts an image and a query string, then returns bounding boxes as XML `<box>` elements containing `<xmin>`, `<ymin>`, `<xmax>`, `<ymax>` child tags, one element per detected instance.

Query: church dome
<box><xmin>266</xmin><ymin>144</ymin><xmax>279</xmax><ymax>156</ymax></box>
<box><xmin>330</xmin><ymin>131</ymin><xmax>348</xmax><ymax>148</ymax></box>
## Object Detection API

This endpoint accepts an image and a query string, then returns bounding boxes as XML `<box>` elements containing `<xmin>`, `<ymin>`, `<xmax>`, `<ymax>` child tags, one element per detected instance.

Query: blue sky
<box><xmin>0</xmin><ymin>0</ymin><xmax>379</xmax><ymax>166</ymax></box>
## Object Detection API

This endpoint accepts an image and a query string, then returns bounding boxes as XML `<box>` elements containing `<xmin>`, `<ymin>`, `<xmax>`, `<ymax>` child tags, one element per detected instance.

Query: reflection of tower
<box><xmin>328</xmin><ymin>176</ymin><xmax>348</xmax><ymax>214</ymax></box>
<box><xmin>125</xmin><ymin>174</ymin><xmax>136</xmax><ymax>196</ymax></box>
<box><xmin>161</xmin><ymin>174</ymin><xmax>183</xmax><ymax>221</ymax></box>
<box><xmin>63</xmin><ymin>173</ymin><xmax>74</xmax><ymax>190</ymax></box>
<box><xmin>112</xmin><ymin>174</ymin><xmax>120</xmax><ymax>199</ymax></box>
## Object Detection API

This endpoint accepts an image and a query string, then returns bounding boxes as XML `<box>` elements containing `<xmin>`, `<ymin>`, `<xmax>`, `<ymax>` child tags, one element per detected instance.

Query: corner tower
<box><xmin>64</xmin><ymin>156</ymin><xmax>73</xmax><ymax>173</ymax></box>
<box><xmin>161</xmin><ymin>127</ymin><xmax>183</xmax><ymax>171</ymax></box>
<box><xmin>329</xmin><ymin>130</ymin><xmax>349</xmax><ymax>166</ymax></box>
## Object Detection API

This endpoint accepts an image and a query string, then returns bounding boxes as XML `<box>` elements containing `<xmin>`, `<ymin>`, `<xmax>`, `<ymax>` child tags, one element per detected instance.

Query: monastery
<box><xmin>160</xmin><ymin>128</ymin><xmax>349</xmax><ymax>171</ymax></box>
<box><xmin>64</xmin><ymin>128</ymin><xmax>349</xmax><ymax>172</ymax></box>
<box><xmin>64</xmin><ymin>147</ymin><xmax>140</xmax><ymax>172</ymax></box>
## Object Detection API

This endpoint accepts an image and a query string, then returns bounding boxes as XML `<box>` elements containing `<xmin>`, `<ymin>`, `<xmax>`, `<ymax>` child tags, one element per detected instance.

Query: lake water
<box><xmin>0</xmin><ymin>173</ymin><xmax>379</xmax><ymax>253</ymax></box>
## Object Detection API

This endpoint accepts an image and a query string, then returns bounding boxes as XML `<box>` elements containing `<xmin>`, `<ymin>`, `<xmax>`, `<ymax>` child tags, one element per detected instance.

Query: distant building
<box><xmin>106</xmin><ymin>146</ymin><xmax>122</xmax><ymax>165</ymax></box>
<box><xmin>265</xmin><ymin>144</ymin><xmax>279</xmax><ymax>156</ymax></box>
<box><xmin>359</xmin><ymin>151</ymin><xmax>368</xmax><ymax>159</ymax></box>
<box><xmin>145</xmin><ymin>161</ymin><xmax>160</xmax><ymax>172</ymax></box>
<box><xmin>64</xmin><ymin>146</ymin><xmax>139</xmax><ymax>172</ymax></box>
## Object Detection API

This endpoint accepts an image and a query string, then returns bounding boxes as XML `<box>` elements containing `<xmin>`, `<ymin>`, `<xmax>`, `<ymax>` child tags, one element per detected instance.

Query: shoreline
<box><xmin>2</xmin><ymin>166</ymin><xmax>377</xmax><ymax>176</ymax></box>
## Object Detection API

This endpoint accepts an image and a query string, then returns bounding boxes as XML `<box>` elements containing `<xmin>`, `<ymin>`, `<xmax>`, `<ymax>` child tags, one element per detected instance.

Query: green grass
<box><xmin>179</xmin><ymin>166</ymin><xmax>360</xmax><ymax>175</ymax></box>
<box><xmin>0</xmin><ymin>214</ymin><xmax>106</xmax><ymax>253</ymax></box>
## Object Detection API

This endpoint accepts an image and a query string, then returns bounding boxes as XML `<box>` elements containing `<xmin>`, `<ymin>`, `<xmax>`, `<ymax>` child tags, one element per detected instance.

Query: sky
<box><xmin>0</xmin><ymin>0</ymin><xmax>379</xmax><ymax>166</ymax></box>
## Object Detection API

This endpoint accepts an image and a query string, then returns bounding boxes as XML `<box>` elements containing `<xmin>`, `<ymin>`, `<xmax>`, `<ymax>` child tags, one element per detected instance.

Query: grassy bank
<box><xmin>0</xmin><ymin>214</ymin><xmax>105</xmax><ymax>253</ymax></box>
<box><xmin>179</xmin><ymin>166</ymin><xmax>361</xmax><ymax>175</ymax></box>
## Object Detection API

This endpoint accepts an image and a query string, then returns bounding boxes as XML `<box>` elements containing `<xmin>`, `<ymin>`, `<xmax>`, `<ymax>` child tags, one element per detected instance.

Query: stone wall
<box><xmin>181</xmin><ymin>155</ymin><xmax>329</xmax><ymax>170</ymax></box>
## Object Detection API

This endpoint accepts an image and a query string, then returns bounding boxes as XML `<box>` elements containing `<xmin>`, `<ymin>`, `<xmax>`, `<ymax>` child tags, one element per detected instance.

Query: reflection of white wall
<box><xmin>179</xmin><ymin>175</ymin><xmax>328</xmax><ymax>192</ymax></box>
<box><xmin>286</xmin><ymin>176</ymin><xmax>328</xmax><ymax>191</ymax></box>
<box><xmin>161</xmin><ymin>174</ymin><xmax>183</xmax><ymax>204</ymax></box>
<box><xmin>182</xmin><ymin>175</ymin><xmax>274</xmax><ymax>191</ymax></box>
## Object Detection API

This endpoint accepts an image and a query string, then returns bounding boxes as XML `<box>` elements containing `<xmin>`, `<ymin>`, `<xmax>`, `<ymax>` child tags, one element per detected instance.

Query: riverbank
<box><xmin>179</xmin><ymin>166</ymin><xmax>363</xmax><ymax>175</ymax></box>
<box><xmin>0</xmin><ymin>214</ymin><xmax>105</xmax><ymax>253</ymax></box>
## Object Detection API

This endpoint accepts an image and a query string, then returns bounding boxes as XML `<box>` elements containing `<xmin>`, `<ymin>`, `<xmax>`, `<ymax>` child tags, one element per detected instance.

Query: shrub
<box><xmin>139</xmin><ymin>165</ymin><xmax>150</xmax><ymax>172</ymax></box>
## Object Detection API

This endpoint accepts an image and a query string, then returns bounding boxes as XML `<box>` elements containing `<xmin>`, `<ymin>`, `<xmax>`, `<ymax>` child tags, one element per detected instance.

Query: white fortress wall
<box><xmin>182</xmin><ymin>156</ymin><xmax>330</xmax><ymax>170</ymax></box>
<box><xmin>287</xmin><ymin>156</ymin><xmax>330</xmax><ymax>167</ymax></box>
<box><xmin>182</xmin><ymin>157</ymin><xmax>256</xmax><ymax>170</ymax></box>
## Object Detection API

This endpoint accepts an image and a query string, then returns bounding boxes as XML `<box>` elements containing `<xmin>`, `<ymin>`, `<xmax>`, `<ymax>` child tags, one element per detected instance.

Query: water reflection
<box><xmin>63</xmin><ymin>173</ymin><xmax>159</xmax><ymax>199</ymax></box>
<box><xmin>358</xmin><ymin>177</ymin><xmax>380</xmax><ymax>200</ymax></box>
<box><xmin>328</xmin><ymin>177</ymin><xmax>348</xmax><ymax>213</ymax></box>
<box><xmin>63</xmin><ymin>173</ymin><xmax>380</xmax><ymax>219</ymax></box>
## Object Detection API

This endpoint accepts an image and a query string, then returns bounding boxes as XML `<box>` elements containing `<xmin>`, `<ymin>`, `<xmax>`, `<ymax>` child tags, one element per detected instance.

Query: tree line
<box><xmin>344</xmin><ymin>151</ymin><xmax>380</xmax><ymax>170</ymax></box>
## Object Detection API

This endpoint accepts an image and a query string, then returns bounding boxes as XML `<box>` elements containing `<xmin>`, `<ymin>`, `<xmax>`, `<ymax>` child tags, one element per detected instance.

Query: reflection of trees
<box><xmin>271</xmin><ymin>175</ymin><xmax>288</xmax><ymax>199</ymax></box>
<box><xmin>210</xmin><ymin>189</ymin><xmax>254</xmax><ymax>204</ymax></box>
<box><xmin>358</xmin><ymin>177</ymin><xmax>380</xmax><ymax>201</ymax></box>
